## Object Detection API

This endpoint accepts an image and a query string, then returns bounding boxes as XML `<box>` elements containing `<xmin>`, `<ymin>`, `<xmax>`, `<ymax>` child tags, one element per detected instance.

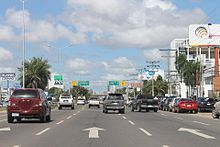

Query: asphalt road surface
<box><xmin>0</xmin><ymin>106</ymin><xmax>220</xmax><ymax>147</ymax></box>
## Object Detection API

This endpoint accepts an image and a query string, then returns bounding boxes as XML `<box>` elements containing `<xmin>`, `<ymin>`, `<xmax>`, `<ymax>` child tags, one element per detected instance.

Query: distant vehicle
<box><xmin>212</xmin><ymin>100</ymin><xmax>220</xmax><ymax>119</ymax></box>
<box><xmin>163</xmin><ymin>97</ymin><xmax>173</xmax><ymax>111</ymax></box>
<box><xmin>77</xmin><ymin>98</ymin><xmax>85</xmax><ymax>105</ymax></box>
<box><xmin>173</xmin><ymin>98</ymin><xmax>198</xmax><ymax>113</ymax></box>
<box><xmin>131</xmin><ymin>94</ymin><xmax>159</xmax><ymax>112</ymax></box>
<box><xmin>197</xmin><ymin>97</ymin><xmax>215</xmax><ymax>112</ymax></box>
<box><xmin>169</xmin><ymin>98</ymin><xmax>180</xmax><ymax>112</ymax></box>
<box><xmin>7</xmin><ymin>88</ymin><xmax>51</xmax><ymax>123</ymax></box>
<box><xmin>88</xmin><ymin>97</ymin><xmax>100</xmax><ymax>108</ymax></box>
<box><xmin>58</xmin><ymin>95</ymin><xmax>74</xmax><ymax>110</ymax></box>
<box><xmin>159</xmin><ymin>97</ymin><xmax>166</xmax><ymax>110</ymax></box>
<box><xmin>103</xmin><ymin>93</ymin><xmax>125</xmax><ymax>113</ymax></box>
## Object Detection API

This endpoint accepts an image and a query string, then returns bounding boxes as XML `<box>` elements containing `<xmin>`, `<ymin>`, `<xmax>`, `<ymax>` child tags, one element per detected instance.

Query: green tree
<box><xmin>48</xmin><ymin>87</ymin><xmax>63</xmax><ymax>99</ymax></box>
<box><xmin>18</xmin><ymin>57</ymin><xmax>51</xmax><ymax>90</ymax></box>
<box><xmin>70</xmin><ymin>86</ymin><xmax>91</xmax><ymax>100</ymax></box>
<box><xmin>142</xmin><ymin>75</ymin><xmax>168</xmax><ymax>96</ymax></box>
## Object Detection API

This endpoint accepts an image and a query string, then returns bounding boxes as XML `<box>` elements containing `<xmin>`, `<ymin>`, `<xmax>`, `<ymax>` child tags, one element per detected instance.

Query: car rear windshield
<box><xmin>180</xmin><ymin>98</ymin><xmax>192</xmax><ymax>102</ymax></box>
<box><xmin>11</xmin><ymin>90</ymin><xmax>38</xmax><ymax>98</ymax></box>
<box><xmin>107</xmin><ymin>94</ymin><xmax>124</xmax><ymax>100</ymax></box>
<box><xmin>61</xmin><ymin>96</ymin><xmax>71</xmax><ymax>99</ymax></box>
<box><xmin>90</xmin><ymin>97</ymin><xmax>99</xmax><ymax>100</ymax></box>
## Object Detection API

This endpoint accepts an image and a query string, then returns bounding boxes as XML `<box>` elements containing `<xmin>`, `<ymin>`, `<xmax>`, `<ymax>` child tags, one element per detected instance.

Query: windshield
<box><xmin>61</xmin><ymin>96</ymin><xmax>71</xmax><ymax>99</ymax></box>
<box><xmin>11</xmin><ymin>90</ymin><xmax>38</xmax><ymax>98</ymax></box>
<box><xmin>107</xmin><ymin>95</ymin><xmax>124</xmax><ymax>100</ymax></box>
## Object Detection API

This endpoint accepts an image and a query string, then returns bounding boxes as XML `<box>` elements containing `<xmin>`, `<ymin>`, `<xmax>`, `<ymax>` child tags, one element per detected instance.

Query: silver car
<box><xmin>212</xmin><ymin>100</ymin><xmax>220</xmax><ymax>119</ymax></box>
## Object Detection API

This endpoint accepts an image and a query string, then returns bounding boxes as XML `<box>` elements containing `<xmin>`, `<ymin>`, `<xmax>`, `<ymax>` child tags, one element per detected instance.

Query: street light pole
<box><xmin>21</xmin><ymin>0</ymin><xmax>26</xmax><ymax>88</ymax></box>
<box><xmin>146</xmin><ymin>61</ymin><xmax>160</xmax><ymax>97</ymax></box>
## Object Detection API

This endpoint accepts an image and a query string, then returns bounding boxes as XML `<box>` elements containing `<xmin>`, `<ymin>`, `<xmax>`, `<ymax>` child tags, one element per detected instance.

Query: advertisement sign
<box><xmin>138</xmin><ymin>69</ymin><xmax>155</xmax><ymax>80</ymax></box>
<box><xmin>0</xmin><ymin>73</ymin><xmax>16</xmax><ymax>81</ymax></box>
<box><xmin>189</xmin><ymin>24</ymin><xmax>220</xmax><ymax>46</ymax></box>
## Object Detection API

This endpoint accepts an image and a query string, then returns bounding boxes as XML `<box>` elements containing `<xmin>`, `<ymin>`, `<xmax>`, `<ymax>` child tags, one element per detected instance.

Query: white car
<box><xmin>77</xmin><ymin>98</ymin><xmax>85</xmax><ymax>105</ymax></box>
<box><xmin>89</xmin><ymin>97</ymin><xmax>100</xmax><ymax>108</ymax></box>
<box><xmin>58</xmin><ymin>95</ymin><xmax>74</xmax><ymax>110</ymax></box>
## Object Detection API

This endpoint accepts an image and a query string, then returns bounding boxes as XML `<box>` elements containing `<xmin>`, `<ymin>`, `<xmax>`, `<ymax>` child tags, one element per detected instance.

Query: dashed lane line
<box><xmin>118</xmin><ymin>114</ymin><xmax>121</xmax><ymax>116</ymax></box>
<box><xmin>128</xmin><ymin>120</ymin><xmax>135</xmax><ymax>125</ymax></box>
<box><xmin>160</xmin><ymin>113</ymin><xmax>168</xmax><ymax>116</ymax></box>
<box><xmin>139</xmin><ymin>128</ymin><xmax>152</xmax><ymax>136</ymax></box>
<box><xmin>56</xmin><ymin>120</ymin><xmax>64</xmax><ymax>125</ymax></box>
<box><xmin>193</xmin><ymin>121</ymin><xmax>210</xmax><ymax>126</ymax></box>
<box><xmin>122</xmin><ymin>116</ymin><xmax>127</xmax><ymax>120</ymax></box>
<box><xmin>13</xmin><ymin>145</ymin><xmax>21</xmax><ymax>147</ymax></box>
<box><xmin>67</xmin><ymin>116</ymin><xmax>72</xmax><ymax>119</ymax></box>
<box><xmin>174</xmin><ymin>116</ymin><xmax>183</xmax><ymax>120</ymax></box>
<box><xmin>36</xmin><ymin>128</ymin><xmax>50</xmax><ymax>136</ymax></box>
<box><xmin>163</xmin><ymin>145</ymin><xmax>170</xmax><ymax>147</ymax></box>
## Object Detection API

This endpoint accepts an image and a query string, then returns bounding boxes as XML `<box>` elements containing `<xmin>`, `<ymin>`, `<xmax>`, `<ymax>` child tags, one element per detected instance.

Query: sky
<box><xmin>1</xmin><ymin>0</ymin><xmax>220</xmax><ymax>92</ymax></box>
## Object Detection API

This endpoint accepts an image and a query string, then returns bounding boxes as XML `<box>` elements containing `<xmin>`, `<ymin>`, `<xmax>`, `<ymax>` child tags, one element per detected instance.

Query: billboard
<box><xmin>189</xmin><ymin>24</ymin><xmax>220</xmax><ymax>46</ymax></box>
<box><xmin>138</xmin><ymin>69</ymin><xmax>156</xmax><ymax>80</ymax></box>
<box><xmin>0</xmin><ymin>73</ymin><xmax>16</xmax><ymax>81</ymax></box>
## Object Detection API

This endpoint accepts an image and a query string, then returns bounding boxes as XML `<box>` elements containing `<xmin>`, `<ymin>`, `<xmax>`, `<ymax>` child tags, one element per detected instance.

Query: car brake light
<box><xmin>39</xmin><ymin>101</ymin><xmax>43</xmax><ymax>106</ymax></box>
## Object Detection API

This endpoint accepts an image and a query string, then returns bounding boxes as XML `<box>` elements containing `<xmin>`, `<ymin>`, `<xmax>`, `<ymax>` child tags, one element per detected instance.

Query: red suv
<box><xmin>7</xmin><ymin>88</ymin><xmax>51</xmax><ymax>123</ymax></box>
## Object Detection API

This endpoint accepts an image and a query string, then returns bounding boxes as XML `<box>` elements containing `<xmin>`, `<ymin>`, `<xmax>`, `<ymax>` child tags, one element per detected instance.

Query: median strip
<box><xmin>36</xmin><ymin>128</ymin><xmax>50</xmax><ymax>136</ymax></box>
<box><xmin>139</xmin><ymin>128</ymin><xmax>152</xmax><ymax>136</ymax></box>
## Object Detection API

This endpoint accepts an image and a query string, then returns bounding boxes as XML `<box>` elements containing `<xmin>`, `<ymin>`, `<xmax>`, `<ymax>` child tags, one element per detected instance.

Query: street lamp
<box><xmin>20</xmin><ymin>0</ymin><xmax>26</xmax><ymax>88</ymax></box>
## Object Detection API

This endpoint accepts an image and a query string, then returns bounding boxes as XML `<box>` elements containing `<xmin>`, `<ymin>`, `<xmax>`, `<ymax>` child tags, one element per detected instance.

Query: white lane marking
<box><xmin>193</xmin><ymin>121</ymin><xmax>210</xmax><ymax>126</ymax></box>
<box><xmin>73</xmin><ymin>113</ymin><xmax>77</xmax><ymax>116</ymax></box>
<box><xmin>0</xmin><ymin>119</ymin><xmax>6</xmax><ymax>122</ymax></box>
<box><xmin>56</xmin><ymin>120</ymin><xmax>64</xmax><ymax>125</ymax></box>
<box><xmin>77</xmin><ymin>111</ymin><xmax>80</xmax><ymax>113</ymax></box>
<box><xmin>13</xmin><ymin>145</ymin><xmax>20</xmax><ymax>147</ymax></box>
<box><xmin>0</xmin><ymin>127</ymin><xmax>11</xmax><ymax>132</ymax></box>
<box><xmin>160</xmin><ymin>114</ymin><xmax>168</xmax><ymax>116</ymax></box>
<box><xmin>128</xmin><ymin>120</ymin><xmax>135</xmax><ymax>125</ymax></box>
<box><xmin>83</xmin><ymin>127</ymin><xmax>105</xmax><ymax>139</ymax></box>
<box><xmin>163</xmin><ymin>145</ymin><xmax>169</xmax><ymax>147</ymax></box>
<box><xmin>174</xmin><ymin>116</ymin><xmax>183</xmax><ymax>120</ymax></box>
<box><xmin>118</xmin><ymin>114</ymin><xmax>121</xmax><ymax>116</ymax></box>
<box><xmin>36</xmin><ymin>128</ymin><xmax>50</xmax><ymax>136</ymax></box>
<box><xmin>139</xmin><ymin>128</ymin><xmax>152</xmax><ymax>136</ymax></box>
<box><xmin>178</xmin><ymin>128</ymin><xmax>216</xmax><ymax>139</ymax></box>
<box><xmin>67</xmin><ymin>116</ymin><xmax>72</xmax><ymax>119</ymax></box>
<box><xmin>122</xmin><ymin>116</ymin><xmax>127</xmax><ymax>120</ymax></box>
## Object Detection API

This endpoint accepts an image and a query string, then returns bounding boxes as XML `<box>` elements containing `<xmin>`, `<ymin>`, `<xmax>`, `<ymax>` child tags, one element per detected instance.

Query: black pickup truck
<box><xmin>131</xmin><ymin>94</ymin><xmax>159</xmax><ymax>112</ymax></box>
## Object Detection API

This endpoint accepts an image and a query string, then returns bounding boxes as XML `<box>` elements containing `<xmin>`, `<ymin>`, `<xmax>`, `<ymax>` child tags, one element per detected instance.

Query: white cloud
<box><xmin>66</xmin><ymin>58</ymin><xmax>94</xmax><ymax>75</ymax></box>
<box><xmin>101</xmin><ymin>57</ymin><xmax>136</xmax><ymax>80</ymax></box>
<box><xmin>65</xmin><ymin>0</ymin><xmax>206</xmax><ymax>49</ymax></box>
<box><xmin>0</xmin><ymin>25</ymin><xmax>16</xmax><ymax>41</ymax></box>
<box><xmin>3</xmin><ymin>8</ymin><xmax>87</xmax><ymax>44</ymax></box>
<box><xmin>143</xmin><ymin>48</ymin><xmax>167</xmax><ymax>61</ymax></box>
<box><xmin>0</xmin><ymin>67</ymin><xmax>14</xmax><ymax>73</ymax></box>
<box><xmin>0</xmin><ymin>47</ymin><xmax>13</xmax><ymax>61</ymax></box>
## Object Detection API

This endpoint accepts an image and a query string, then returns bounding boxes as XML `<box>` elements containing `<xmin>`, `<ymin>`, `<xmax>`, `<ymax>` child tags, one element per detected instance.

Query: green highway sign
<box><xmin>78</xmin><ymin>81</ymin><xmax>90</xmax><ymax>87</ymax></box>
<box><xmin>108</xmin><ymin>81</ymin><xmax>119</xmax><ymax>86</ymax></box>
<box><xmin>54</xmin><ymin>75</ymin><xmax>63</xmax><ymax>80</ymax></box>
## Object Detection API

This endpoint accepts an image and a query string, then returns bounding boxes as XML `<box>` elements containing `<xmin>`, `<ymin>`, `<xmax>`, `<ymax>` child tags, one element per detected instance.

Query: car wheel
<box><xmin>40</xmin><ymin>113</ymin><xmax>46</xmax><ymax>123</ymax></box>
<box><xmin>17</xmin><ymin>117</ymin><xmax>22</xmax><ymax>122</ymax></box>
<box><xmin>120</xmin><ymin>109</ymin><xmax>125</xmax><ymax>114</ymax></box>
<box><xmin>138</xmin><ymin>105</ymin><xmax>142</xmax><ymax>112</ymax></box>
<box><xmin>71</xmin><ymin>106</ymin><xmax>75</xmax><ymax>110</ymax></box>
<box><xmin>194</xmin><ymin>110</ymin><xmax>198</xmax><ymax>113</ymax></box>
<box><xmin>212</xmin><ymin>109</ymin><xmax>219</xmax><ymax>119</ymax></box>
<box><xmin>46</xmin><ymin>114</ymin><xmax>51</xmax><ymax>122</ymax></box>
<box><xmin>177</xmin><ymin>108</ymin><xmax>180</xmax><ymax>113</ymax></box>
<box><xmin>7</xmin><ymin>116</ymin><xmax>14</xmax><ymax>123</ymax></box>
<box><xmin>89</xmin><ymin>105</ymin><xmax>91</xmax><ymax>108</ymax></box>
<box><xmin>154</xmin><ymin>109</ymin><xmax>158</xmax><ymax>112</ymax></box>
<box><xmin>58</xmin><ymin>106</ymin><xmax>62</xmax><ymax>110</ymax></box>
<box><xmin>131</xmin><ymin>106</ymin><xmax>134</xmax><ymax>112</ymax></box>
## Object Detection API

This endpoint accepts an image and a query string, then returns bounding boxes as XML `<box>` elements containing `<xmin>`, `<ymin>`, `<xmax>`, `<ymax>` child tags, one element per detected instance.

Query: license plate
<box><xmin>148</xmin><ymin>105</ymin><xmax>153</xmax><ymax>107</ymax></box>
<box><xmin>207</xmin><ymin>103</ymin><xmax>211</xmax><ymax>106</ymax></box>
<box><xmin>187</xmin><ymin>105</ymin><xmax>191</xmax><ymax>107</ymax></box>
<box><xmin>12</xmin><ymin>113</ymin><xmax>19</xmax><ymax>117</ymax></box>
<box><xmin>112</xmin><ymin>103</ymin><xmax>118</xmax><ymax>105</ymax></box>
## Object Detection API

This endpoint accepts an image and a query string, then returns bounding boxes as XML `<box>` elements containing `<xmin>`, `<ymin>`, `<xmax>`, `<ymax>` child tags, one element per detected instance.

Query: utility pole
<box><xmin>160</xmin><ymin>48</ymin><xmax>176</xmax><ymax>97</ymax></box>
<box><xmin>146</xmin><ymin>61</ymin><xmax>160</xmax><ymax>97</ymax></box>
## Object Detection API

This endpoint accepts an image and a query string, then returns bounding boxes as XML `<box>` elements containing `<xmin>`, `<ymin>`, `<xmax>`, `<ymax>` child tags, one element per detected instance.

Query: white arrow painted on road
<box><xmin>0</xmin><ymin>127</ymin><xmax>11</xmax><ymax>132</ymax></box>
<box><xmin>83</xmin><ymin>127</ymin><xmax>105</xmax><ymax>138</ymax></box>
<box><xmin>178</xmin><ymin>128</ymin><xmax>216</xmax><ymax>139</ymax></box>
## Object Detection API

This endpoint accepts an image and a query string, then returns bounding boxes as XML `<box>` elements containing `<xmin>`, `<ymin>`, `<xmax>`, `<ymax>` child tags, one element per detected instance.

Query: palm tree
<box><xmin>18</xmin><ymin>57</ymin><xmax>51</xmax><ymax>90</ymax></box>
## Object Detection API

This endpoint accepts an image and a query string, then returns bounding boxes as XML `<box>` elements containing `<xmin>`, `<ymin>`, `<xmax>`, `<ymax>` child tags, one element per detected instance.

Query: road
<box><xmin>0</xmin><ymin>106</ymin><xmax>220</xmax><ymax>147</ymax></box>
